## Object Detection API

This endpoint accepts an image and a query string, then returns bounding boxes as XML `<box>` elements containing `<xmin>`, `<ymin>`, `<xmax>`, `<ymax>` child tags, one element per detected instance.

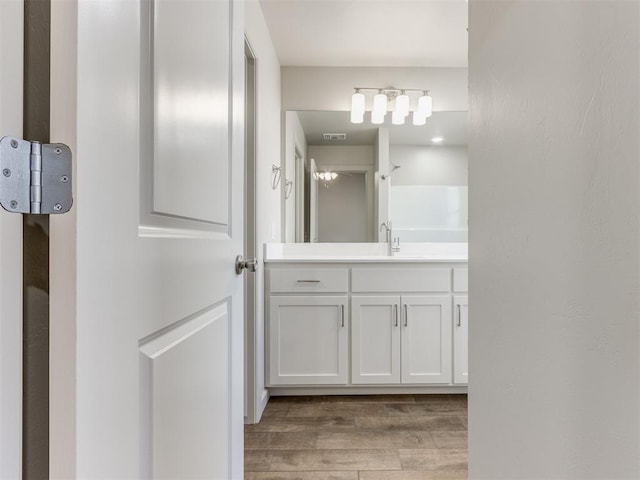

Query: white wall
<box><xmin>245</xmin><ymin>0</ymin><xmax>282</xmax><ymax>421</ymax></box>
<box><xmin>309</xmin><ymin>145</ymin><xmax>374</xmax><ymax>241</ymax></box>
<box><xmin>375</xmin><ymin>128</ymin><xmax>390</xmax><ymax>241</ymax></box>
<box><xmin>469</xmin><ymin>2</ymin><xmax>639</xmax><ymax>479</ymax></box>
<box><xmin>318</xmin><ymin>173</ymin><xmax>367</xmax><ymax>243</ymax></box>
<box><xmin>283</xmin><ymin>111</ymin><xmax>307</xmax><ymax>242</ymax></box>
<box><xmin>389</xmin><ymin>146</ymin><xmax>467</xmax><ymax>186</ymax></box>
<box><xmin>282</xmin><ymin>67</ymin><xmax>468</xmax><ymax>112</ymax></box>
<box><xmin>310</xmin><ymin>145</ymin><xmax>374</xmax><ymax>169</ymax></box>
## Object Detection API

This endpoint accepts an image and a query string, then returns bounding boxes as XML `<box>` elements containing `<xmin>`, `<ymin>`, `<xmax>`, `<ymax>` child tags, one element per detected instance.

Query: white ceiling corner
<box><xmin>258</xmin><ymin>0</ymin><xmax>468</xmax><ymax>67</ymax></box>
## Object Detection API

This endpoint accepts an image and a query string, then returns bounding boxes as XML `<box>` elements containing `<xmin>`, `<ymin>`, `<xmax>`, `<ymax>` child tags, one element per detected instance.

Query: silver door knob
<box><xmin>235</xmin><ymin>255</ymin><xmax>257</xmax><ymax>274</ymax></box>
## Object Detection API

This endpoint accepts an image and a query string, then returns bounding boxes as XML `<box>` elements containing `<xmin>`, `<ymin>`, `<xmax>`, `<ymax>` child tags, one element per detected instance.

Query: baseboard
<box><xmin>256</xmin><ymin>389</ymin><xmax>269</xmax><ymax>422</ymax></box>
<box><xmin>268</xmin><ymin>385</ymin><xmax>467</xmax><ymax>396</ymax></box>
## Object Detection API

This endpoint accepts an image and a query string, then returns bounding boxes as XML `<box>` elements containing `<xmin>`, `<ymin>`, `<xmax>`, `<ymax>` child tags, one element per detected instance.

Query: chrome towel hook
<box><xmin>271</xmin><ymin>165</ymin><xmax>282</xmax><ymax>190</ymax></box>
<box><xmin>284</xmin><ymin>179</ymin><xmax>293</xmax><ymax>199</ymax></box>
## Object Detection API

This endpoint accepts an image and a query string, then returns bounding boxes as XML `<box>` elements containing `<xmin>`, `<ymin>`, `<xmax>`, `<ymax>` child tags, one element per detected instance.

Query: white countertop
<box><xmin>264</xmin><ymin>243</ymin><xmax>468</xmax><ymax>263</ymax></box>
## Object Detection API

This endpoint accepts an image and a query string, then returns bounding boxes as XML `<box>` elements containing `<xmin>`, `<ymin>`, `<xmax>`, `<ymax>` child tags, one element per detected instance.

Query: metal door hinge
<box><xmin>0</xmin><ymin>136</ymin><xmax>72</xmax><ymax>214</ymax></box>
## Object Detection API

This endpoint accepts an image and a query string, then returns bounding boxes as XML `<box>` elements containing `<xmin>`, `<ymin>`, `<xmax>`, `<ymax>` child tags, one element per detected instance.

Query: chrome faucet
<box><xmin>379</xmin><ymin>221</ymin><xmax>393</xmax><ymax>256</ymax></box>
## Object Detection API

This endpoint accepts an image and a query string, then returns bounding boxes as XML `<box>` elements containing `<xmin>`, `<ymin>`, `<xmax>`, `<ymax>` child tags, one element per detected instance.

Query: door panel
<box><xmin>50</xmin><ymin>0</ymin><xmax>245</xmax><ymax>477</ymax></box>
<box><xmin>0</xmin><ymin>0</ymin><xmax>23</xmax><ymax>476</ymax></box>
<box><xmin>402</xmin><ymin>296</ymin><xmax>452</xmax><ymax>384</ymax></box>
<box><xmin>140</xmin><ymin>303</ymin><xmax>231</xmax><ymax>478</ymax></box>
<box><xmin>269</xmin><ymin>296</ymin><xmax>348</xmax><ymax>385</ymax></box>
<box><xmin>351</xmin><ymin>296</ymin><xmax>401</xmax><ymax>384</ymax></box>
<box><xmin>152</xmin><ymin>0</ymin><xmax>229</xmax><ymax>225</ymax></box>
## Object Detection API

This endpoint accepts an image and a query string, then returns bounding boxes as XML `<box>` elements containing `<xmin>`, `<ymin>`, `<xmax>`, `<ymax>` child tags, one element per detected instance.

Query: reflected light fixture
<box><xmin>395</xmin><ymin>91</ymin><xmax>410</xmax><ymax>117</ymax></box>
<box><xmin>391</xmin><ymin>109</ymin><xmax>405</xmax><ymax>125</ymax></box>
<box><xmin>372</xmin><ymin>91</ymin><xmax>388</xmax><ymax>117</ymax></box>
<box><xmin>350</xmin><ymin>87</ymin><xmax>433</xmax><ymax>126</ymax></box>
<box><xmin>314</xmin><ymin>171</ymin><xmax>338</xmax><ymax>181</ymax></box>
<box><xmin>431</xmin><ymin>136</ymin><xmax>444</xmax><ymax>144</ymax></box>
<box><xmin>417</xmin><ymin>91</ymin><xmax>433</xmax><ymax>118</ymax></box>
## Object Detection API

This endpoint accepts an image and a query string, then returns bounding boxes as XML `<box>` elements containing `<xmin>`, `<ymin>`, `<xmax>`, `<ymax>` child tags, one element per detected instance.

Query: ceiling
<box><xmin>259</xmin><ymin>0</ymin><xmax>469</xmax><ymax>67</ymax></box>
<box><xmin>296</xmin><ymin>110</ymin><xmax>468</xmax><ymax>146</ymax></box>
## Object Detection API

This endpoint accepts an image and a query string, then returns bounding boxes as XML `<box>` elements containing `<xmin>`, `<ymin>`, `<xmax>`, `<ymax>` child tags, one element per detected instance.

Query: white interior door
<box><xmin>0</xmin><ymin>1</ymin><xmax>23</xmax><ymax>477</ymax></box>
<box><xmin>49</xmin><ymin>0</ymin><xmax>245</xmax><ymax>478</ymax></box>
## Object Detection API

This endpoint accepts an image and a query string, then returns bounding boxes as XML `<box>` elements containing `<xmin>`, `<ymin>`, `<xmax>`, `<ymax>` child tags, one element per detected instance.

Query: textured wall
<box><xmin>281</xmin><ymin>66</ymin><xmax>468</xmax><ymax>113</ymax></box>
<box><xmin>469</xmin><ymin>1</ymin><xmax>640</xmax><ymax>478</ymax></box>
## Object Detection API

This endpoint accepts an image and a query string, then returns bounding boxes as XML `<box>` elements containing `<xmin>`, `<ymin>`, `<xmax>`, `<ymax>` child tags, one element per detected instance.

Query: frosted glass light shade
<box><xmin>373</xmin><ymin>93</ymin><xmax>388</xmax><ymax>116</ymax></box>
<box><xmin>350</xmin><ymin>110</ymin><xmax>364</xmax><ymax>124</ymax></box>
<box><xmin>412</xmin><ymin>111</ymin><xmax>426</xmax><ymax>126</ymax></box>
<box><xmin>371</xmin><ymin>110</ymin><xmax>385</xmax><ymax>124</ymax></box>
<box><xmin>418</xmin><ymin>94</ymin><xmax>433</xmax><ymax>118</ymax></box>
<box><xmin>395</xmin><ymin>93</ymin><xmax>410</xmax><ymax>116</ymax></box>
<box><xmin>351</xmin><ymin>92</ymin><xmax>365</xmax><ymax>115</ymax></box>
<box><xmin>392</xmin><ymin>109</ymin><xmax>405</xmax><ymax>125</ymax></box>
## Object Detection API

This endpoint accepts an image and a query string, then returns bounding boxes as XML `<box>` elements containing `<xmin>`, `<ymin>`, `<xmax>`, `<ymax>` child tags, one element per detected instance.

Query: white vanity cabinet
<box><xmin>453</xmin><ymin>295</ymin><xmax>469</xmax><ymax>385</ymax></box>
<box><xmin>267</xmin><ymin>267</ymin><xmax>349</xmax><ymax>386</ymax></box>
<box><xmin>452</xmin><ymin>268</ymin><xmax>469</xmax><ymax>385</ymax></box>
<box><xmin>351</xmin><ymin>296</ymin><xmax>401</xmax><ymax>384</ymax></box>
<box><xmin>269</xmin><ymin>295</ymin><xmax>348</xmax><ymax>385</ymax></box>
<box><xmin>402</xmin><ymin>295</ymin><xmax>452</xmax><ymax>384</ymax></box>
<box><xmin>351</xmin><ymin>295</ymin><xmax>452</xmax><ymax>385</ymax></box>
<box><xmin>266</xmin><ymin>261</ymin><xmax>469</xmax><ymax>392</ymax></box>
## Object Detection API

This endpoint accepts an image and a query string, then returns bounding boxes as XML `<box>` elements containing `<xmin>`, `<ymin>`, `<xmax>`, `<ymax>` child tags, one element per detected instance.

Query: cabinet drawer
<box><xmin>352</xmin><ymin>268</ymin><xmax>450</xmax><ymax>293</ymax></box>
<box><xmin>453</xmin><ymin>268</ymin><xmax>468</xmax><ymax>292</ymax></box>
<box><xmin>269</xmin><ymin>268</ymin><xmax>349</xmax><ymax>293</ymax></box>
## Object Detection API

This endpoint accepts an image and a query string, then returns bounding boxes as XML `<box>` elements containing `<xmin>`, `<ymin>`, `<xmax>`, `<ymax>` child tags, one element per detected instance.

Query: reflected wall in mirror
<box><xmin>283</xmin><ymin>110</ymin><xmax>467</xmax><ymax>243</ymax></box>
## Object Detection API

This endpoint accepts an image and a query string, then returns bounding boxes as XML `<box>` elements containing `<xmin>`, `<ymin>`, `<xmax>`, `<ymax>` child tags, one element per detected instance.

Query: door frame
<box><xmin>0</xmin><ymin>0</ymin><xmax>24</xmax><ymax>477</ymax></box>
<box><xmin>244</xmin><ymin>37</ymin><xmax>259</xmax><ymax>424</ymax></box>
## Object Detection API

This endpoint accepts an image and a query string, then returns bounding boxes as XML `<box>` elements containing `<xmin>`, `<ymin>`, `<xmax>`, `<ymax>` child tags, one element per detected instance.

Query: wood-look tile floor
<box><xmin>245</xmin><ymin>394</ymin><xmax>468</xmax><ymax>479</ymax></box>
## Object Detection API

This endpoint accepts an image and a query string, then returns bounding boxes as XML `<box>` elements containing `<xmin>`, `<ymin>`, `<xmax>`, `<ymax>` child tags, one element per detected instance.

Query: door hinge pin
<box><xmin>30</xmin><ymin>141</ymin><xmax>42</xmax><ymax>214</ymax></box>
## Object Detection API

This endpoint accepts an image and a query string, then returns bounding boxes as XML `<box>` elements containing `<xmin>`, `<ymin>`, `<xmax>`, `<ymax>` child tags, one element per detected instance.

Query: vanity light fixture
<box><xmin>350</xmin><ymin>87</ymin><xmax>433</xmax><ymax>126</ymax></box>
<box><xmin>350</xmin><ymin>89</ymin><xmax>365</xmax><ymax>124</ymax></box>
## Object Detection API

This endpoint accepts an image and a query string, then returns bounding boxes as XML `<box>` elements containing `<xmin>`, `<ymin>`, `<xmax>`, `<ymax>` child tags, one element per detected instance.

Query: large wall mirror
<box><xmin>283</xmin><ymin>110</ymin><xmax>468</xmax><ymax>243</ymax></box>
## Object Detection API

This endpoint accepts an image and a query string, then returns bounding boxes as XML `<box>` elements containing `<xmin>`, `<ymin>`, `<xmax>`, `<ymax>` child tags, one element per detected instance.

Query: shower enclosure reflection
<box><xmin>283</xmin><ymin>110</ymin><xmax>468</xmax><ymax>243</ymax></box>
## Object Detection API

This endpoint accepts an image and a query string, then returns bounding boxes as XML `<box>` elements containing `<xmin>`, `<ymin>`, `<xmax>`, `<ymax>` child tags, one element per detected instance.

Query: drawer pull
<box><xmin>404</xmin><ymin>304</ymin><xmax>408</xmax><ymax>327</ymax></box>
<box><xmin>394</xmin><ymin>304</ymin><xmax>398</xmax><ymax>327</ymax></box>
<box><xmin>341</xmin><ymin>305</ymin><xmax>345</xmax><ymax>327</ymax></box>
<box><xmin>296</xmin><ymin>280</ymin><xmax>320</xmax><ymax>283</ymax></box>
<box><xmin>457</xmin><ymin>304</ymin><xmax>462</xmax><ymax>327</ymax></box>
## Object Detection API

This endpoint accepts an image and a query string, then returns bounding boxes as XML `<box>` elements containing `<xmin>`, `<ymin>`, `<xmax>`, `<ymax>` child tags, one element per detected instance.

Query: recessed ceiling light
<box><xmin>432</xmin><ymin>136</ymin><xmax>444</xmax><ymax>144</ymax></box>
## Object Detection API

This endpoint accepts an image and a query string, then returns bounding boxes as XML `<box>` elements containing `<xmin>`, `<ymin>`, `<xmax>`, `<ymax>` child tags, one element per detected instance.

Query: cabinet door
<box><xmin>351</xmin><ymin>296</ymin><xmax>401</xmax><ymax>384</ymax></box>
<box><xmin>401</xmin><ymin>296</ymin><xmax>452</xmax><ymax>384</ymax></box>
<box><xmin>269</xmin><ymin>296</ymin><xmax>348</xmax><ymax>385</ymax></box>
<box><xmin>453</xmin><ymin>296</ymin><xmax>469</xmax><ymax>385</ymax></box>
